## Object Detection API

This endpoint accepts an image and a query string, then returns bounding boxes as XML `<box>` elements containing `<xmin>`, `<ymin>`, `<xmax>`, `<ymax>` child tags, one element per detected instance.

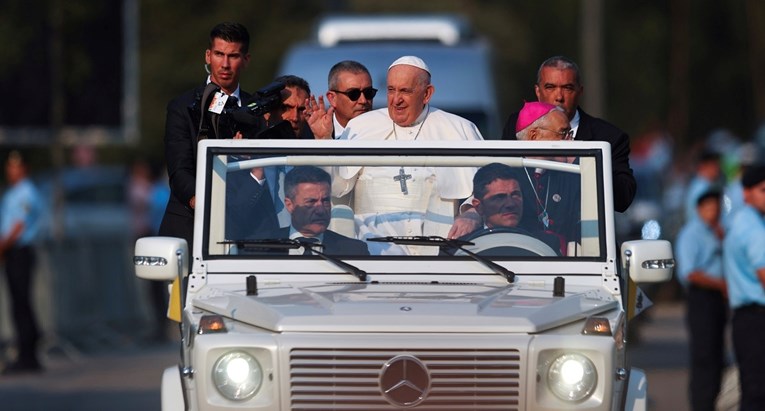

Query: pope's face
<box><xmin>386</xmin><ymin>65</ymin><xmax>434</xmax><ymax>126</ymax></box>
<box><xmin>205</xmin><ymin>38</ymin><xmax>249</xmax><ymax>95</ymax></box>
<box><xmin>473</xmin><ymin>178</ymin><xmax>524</xmax><ymax>229</ymax></box>
<box><xmin>534</xmin><ymin>67</ymin><xmax>582</xmax><ymax>120</ymax></box>
<box><xmin>285</xmin><ymin>182</ymin><xmax>331</xmax><ymax>237</ymax></box>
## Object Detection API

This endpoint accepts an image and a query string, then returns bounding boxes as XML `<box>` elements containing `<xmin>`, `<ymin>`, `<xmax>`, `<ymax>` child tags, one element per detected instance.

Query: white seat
<box><xmin>329</xmin><ymin>205</ymin><xmax>357</xmax><ymax>239</ymax></box>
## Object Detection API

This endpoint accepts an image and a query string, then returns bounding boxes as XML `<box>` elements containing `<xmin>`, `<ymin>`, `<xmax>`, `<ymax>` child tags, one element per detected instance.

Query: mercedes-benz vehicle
<box><xmin>135</xmin><ymin>138</ymin><xmax>673</xmax><ymax>410</ymax></box>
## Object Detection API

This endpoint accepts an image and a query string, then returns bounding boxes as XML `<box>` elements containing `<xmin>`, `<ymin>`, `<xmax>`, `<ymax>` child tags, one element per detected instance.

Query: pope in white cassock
<box><xmin>334</xmin><ymin>56</ymin><xmax>484</xmax><ymax>255</ymax></box>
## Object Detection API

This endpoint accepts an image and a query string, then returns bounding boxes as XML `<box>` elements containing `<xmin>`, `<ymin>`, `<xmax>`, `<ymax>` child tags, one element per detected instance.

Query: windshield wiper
<box><xmin>367</xmin><ymin>236</ymin><xmax>515</xmax><ymax>283</ymax></box>
<box><xmin>220</xmin><ymin>239</ymin><xmax>368</xmax><ymax>282</ymax></box>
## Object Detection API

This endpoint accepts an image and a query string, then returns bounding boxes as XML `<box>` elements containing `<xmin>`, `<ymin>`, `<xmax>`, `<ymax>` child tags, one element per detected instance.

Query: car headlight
<box><xmin>546</xmin><ymin>352</ymin><xmax>597</xmax><ymax>402</ymax></box>
<box><xmin>212</xmin><ymin>351</ymin><xmax>263</xmax><ymax>401</ymax></box>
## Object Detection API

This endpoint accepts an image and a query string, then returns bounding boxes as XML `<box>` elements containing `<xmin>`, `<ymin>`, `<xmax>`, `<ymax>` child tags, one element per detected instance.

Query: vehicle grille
<box><xmin>290</xmin><ymin>348</ymin><xmax>521</xmax><ymax>410</ymax></box>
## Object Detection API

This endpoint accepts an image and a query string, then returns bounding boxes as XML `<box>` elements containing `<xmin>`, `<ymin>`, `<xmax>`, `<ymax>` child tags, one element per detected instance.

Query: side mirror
<box><xmin>621</xmin><ymin>240</ymin><xmax>674</xmax><ymax>283</ymax></box>
<box><xmin>134</xmin><ymin>237</ymin><xmax>188</xmax><ymax>281</ymax></box>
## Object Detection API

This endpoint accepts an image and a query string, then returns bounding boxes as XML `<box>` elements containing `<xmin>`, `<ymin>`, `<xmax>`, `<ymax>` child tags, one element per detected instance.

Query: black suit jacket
<box><xmin>274</xmin><ymin>227</ymin><xmax>370</xmax><ymax>256</ymax></box>
<box><xmin>501</xmin><ymin>108</ymin><xmax>636</xmax><ymax>212</ymax></box>
<box><xmin>158</xmin><ymin>84</ymin><xmax>252</xmax><ymax>247</ymax></box>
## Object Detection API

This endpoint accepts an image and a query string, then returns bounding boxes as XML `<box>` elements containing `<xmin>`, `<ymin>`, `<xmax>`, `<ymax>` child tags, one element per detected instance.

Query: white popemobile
<box><xmin>135</xmin><ymin>138</ymin><xmax>673</xmax><ymax>411</ymax></box>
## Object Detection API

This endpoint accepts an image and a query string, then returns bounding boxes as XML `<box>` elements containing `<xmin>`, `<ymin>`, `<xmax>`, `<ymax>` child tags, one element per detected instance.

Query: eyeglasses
<box><xmin>538</xmin><ymin>127</ymin><xmax>575</xmax><ymax>140</ymax></box>
<box><xmin>331</xmin><ymin>87</ymin><xmax>378</xmax><ymax>101</ymax></box>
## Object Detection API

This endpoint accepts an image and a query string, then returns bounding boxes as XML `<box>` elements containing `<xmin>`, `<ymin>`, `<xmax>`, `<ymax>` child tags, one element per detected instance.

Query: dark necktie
<box><xmin>298</xmin><ymin>237</ymin><xmax>319</xmax><ymax>255</ymax></box>
<box><xmin>225</xmin><ymin>95</ymin><xmax>239</xmax><ymax>109</ymax></box>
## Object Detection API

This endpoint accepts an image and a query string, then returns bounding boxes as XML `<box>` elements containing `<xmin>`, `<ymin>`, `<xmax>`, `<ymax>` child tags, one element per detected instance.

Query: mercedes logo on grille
<box><xmin>379</xmin><ymin>355</ymin><xmax>431</xmax><ymax>407</ymax></box>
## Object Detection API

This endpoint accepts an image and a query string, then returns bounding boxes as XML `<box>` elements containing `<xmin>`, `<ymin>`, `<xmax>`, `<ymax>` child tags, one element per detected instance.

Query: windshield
<box><xmin>202</xmin><ymin>144</ymin><xmax>606</xmax><ymax>262</ymax></box>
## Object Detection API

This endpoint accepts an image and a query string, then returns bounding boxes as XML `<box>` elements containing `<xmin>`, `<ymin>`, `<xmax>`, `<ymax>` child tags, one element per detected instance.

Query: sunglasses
<box><xmin>332</xmin><ymin>87</ymin><xmax>378</xmax><ymax>101</ymax></box>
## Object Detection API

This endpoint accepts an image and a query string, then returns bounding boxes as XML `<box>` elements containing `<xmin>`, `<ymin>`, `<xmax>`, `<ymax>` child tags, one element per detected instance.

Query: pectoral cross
<box><xmin>393</xmin><ymin>167</ymin><xmax>412</xmax><ymax>195</ymax></box>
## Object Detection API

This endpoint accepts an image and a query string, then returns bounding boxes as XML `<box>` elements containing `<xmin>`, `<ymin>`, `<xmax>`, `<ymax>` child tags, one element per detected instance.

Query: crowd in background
<box><xmin>656</xmin><ymin>125</ymin><xmax>765</xmax><ymax>410</ymax></box>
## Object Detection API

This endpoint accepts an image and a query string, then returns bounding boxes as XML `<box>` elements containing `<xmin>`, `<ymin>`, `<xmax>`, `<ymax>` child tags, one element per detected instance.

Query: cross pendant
<box><xmin>393</xmin><ymin>167</ymin><xmax>413</xmax><ymax>195</ymax></box>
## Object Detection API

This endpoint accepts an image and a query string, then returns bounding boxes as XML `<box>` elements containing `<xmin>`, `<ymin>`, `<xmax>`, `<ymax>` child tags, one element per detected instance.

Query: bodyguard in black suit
<box><xmin>501</xmin><ymin>56</ymin><xmax>636</xmax><ymax>213</ymax></box>
<box><xmin>159</xmin><ymin>22</ymin><xmax>252</xmax><ymax>249</ymax></box>
<box><xmin>275</xmin><ymin>166</ymin><xmax>369</xmax><ymax>256</ymax></box>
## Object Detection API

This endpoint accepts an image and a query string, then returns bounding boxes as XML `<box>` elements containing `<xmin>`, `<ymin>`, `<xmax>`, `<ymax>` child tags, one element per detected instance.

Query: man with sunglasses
<box><xmin>501</xmin><ymin>56</ymin><xmax>636</xmax><ymax>213</ymax></box>
<box><xmin>330</xmin><ymin>55</ymin><xmax>483</xmax><ymax>255</ymax></box>
<box><xmin>307</xmin><ymin>60</ymin><xmax>376</xmax><ymax>139</ymax></box>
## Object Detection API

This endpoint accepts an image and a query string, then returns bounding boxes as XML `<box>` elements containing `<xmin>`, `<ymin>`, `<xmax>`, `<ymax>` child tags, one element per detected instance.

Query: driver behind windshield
<box><xmin>278</xmin><ymin>166</ymin><xmax>369</xmax><ymax>256</ymax></box>
<box><xmin>463</xmin><ymin>163</ymin><xmax>562</xmax><ymax>255</ymax></box>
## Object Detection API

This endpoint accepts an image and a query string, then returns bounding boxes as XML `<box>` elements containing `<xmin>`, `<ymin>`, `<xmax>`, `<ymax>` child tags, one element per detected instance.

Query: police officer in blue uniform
<box><xmin>675</xmin><ymin>189</ymin><xmax>727</xmax><ymax>411</ymax></box>
<box><xmin>723</xmin><ymin>165</ymin><xmax>765</xmax><ymax>410</ymax></box>
<box><xmin>0</xmin><ymin>151</ymin><xmax>43</xmax><ymax>374</ymax></box>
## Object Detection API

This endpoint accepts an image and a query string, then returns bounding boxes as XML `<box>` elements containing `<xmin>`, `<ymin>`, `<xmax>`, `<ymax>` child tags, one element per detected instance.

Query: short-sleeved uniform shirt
<box><xmin>675</xmin><ymin>218</ymin><xmax>723</xmax><ymax>288</ymax></box>
<box><xmin>0</xmin><ymin>178</ymin><xmax>42</xmax><ymax>246</ymax></box>
<box><xmin>723</xmin><ymin>205</ymin><xmax>765</xmax><ymax>309</ymax></box>
<box><xmin>685</xmin><ymin>176</ymin><xmax>711</xmax><ymax>222</ymax></box>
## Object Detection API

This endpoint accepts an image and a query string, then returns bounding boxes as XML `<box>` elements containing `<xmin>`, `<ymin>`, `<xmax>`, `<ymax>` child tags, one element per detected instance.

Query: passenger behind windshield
<box><xmin>450</xmin><ymin>102</ymin><xmax>581</xmax><ymax>252</ymax></box>
<box><xmin>513</xmin><ymin>101</ymin><xmax>581</xmax><ymax>251</ymax></box>
<box><xmin>457</xmin><ymin>163</ymin><xmax>562</xmax><ymax>255</ymax></box>
<box><xmin>276</xmin><ymin>166</ymin><xmax>369</xmax><ymax>256</ymax></box>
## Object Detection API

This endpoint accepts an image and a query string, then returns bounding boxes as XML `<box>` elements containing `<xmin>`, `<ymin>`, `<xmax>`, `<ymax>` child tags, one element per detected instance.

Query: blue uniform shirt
<box><xmin>0</xmin><ymin>178</ymin><xmax>43</xmax><ymax>246</ymax></box>
<box><xmin>685</xmin><ymin>176</ymin><xmax>711</xmax><ymax>222</ymax></box>
<box><xmin>722</xmin><ymin>179</ymin><xmax>744</xmax><ymax>229</ymax></box>
<box><xmin>723</xmin><ymin>205</ymin><xmax>765</xmax><ymax>309</ymax></box>
<box><xmin>675</xmin><ymin>218</ymin><xmax>723</xmax><ymax>288</ymax></box>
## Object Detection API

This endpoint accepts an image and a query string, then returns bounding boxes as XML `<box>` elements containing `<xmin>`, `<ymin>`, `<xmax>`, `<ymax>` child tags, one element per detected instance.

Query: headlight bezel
<box><xmin>543</xmin><ymin>351</ymin><xmax>598</xmax><ymax>403</ymax></box>
<box><xmin>211</xmin><ymin>350</ymin><xmax>264</xmax><ymax>401</ymax></box>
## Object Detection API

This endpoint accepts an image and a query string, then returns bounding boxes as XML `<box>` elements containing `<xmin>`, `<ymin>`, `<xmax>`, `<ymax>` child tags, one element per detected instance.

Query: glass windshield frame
<box><xmin>199</xmin><ymin>143</ymin><xmax>608</xmax><ymax>267</ymax></box>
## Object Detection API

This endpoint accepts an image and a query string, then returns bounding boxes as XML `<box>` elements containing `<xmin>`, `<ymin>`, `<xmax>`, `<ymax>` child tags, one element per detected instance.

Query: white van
<box><xmin>277</xmin><ymin>14</ymin><xmax>502</xmax><ymax>138</ymax></box>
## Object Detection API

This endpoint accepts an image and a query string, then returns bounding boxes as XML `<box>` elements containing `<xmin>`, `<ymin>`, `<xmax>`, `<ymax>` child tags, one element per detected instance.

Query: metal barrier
<box><xmin>0</xmin><ymin>235</ymin><xmax>157</xmax><ymax>361</ymax></box>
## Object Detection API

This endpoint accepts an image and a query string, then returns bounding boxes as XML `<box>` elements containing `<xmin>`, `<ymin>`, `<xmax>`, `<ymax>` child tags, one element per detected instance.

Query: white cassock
<box><xmin>334</xmin><ymin>105</ymin><xmax>483</xmax><ymax>255</ymax></box>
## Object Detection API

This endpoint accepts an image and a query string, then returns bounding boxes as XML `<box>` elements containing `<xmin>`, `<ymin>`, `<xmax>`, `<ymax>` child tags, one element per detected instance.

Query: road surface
<box><xmin>0</xmin><ymin>301</ymin><xmax>737</xmax><ymax>411</ymax></box>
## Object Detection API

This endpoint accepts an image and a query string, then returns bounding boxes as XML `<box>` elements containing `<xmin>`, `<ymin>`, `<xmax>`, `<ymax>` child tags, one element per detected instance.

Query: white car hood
<box><xmin>193</xmin><ymin>281</ymin><xmax>618</xmax><ymax>333</ymax></box>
